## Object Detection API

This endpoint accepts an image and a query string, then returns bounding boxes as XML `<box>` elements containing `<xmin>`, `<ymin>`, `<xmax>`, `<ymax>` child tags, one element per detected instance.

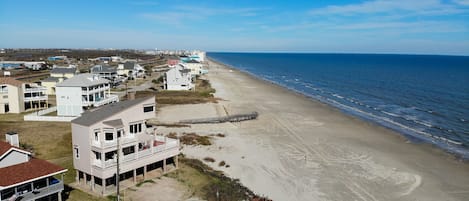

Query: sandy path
<box><xmin>156</xmin><ymin>60</ymin><xmax>469</xmax><ymax>201</ymax></box>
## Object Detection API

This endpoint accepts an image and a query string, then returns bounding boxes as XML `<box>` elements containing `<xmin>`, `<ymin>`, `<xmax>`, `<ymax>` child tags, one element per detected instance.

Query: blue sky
<box><xmin>1</xmin><ymin>0</ymin><xmax>469</xmax><ymax>55</ymax></box>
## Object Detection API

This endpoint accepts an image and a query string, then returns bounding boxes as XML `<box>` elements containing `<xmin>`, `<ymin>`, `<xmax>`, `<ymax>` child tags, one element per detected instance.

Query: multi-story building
<box><xmin>0</xmin><ymin>132</ymin><xmax>67</xmax><ymax>201</ymax></box>
<box><xmin>90</xmin><ymin>65</ymin><xmax>117</xmax><ymax>81</ymax></box>
<box><xmin>0</xmin><ymin>77</ymin><xmax>48</xmax><ymax>114</ymax></box>
<box><xmin>56</xmin><ymin>73</ymin><xmax>119</xmax><ymax>116</ymax></box>
<box><xmin>71</xmin><ymin>96</ymin><xmax>179</xmax><ymax>195</ymax></box>
<box><xmin>42</xmin><ymin>66</ymin><xmax>77</xmax><ymax>95</ymax></box>
<box><xmin>164</xmin><ymin>64</ymin><xmax>193</xmax><ymax>90</ymax></box>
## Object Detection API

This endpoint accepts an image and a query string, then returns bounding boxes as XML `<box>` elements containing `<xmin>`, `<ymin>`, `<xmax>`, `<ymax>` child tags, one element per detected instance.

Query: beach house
<box><xmin>55</xmin><ymin>73</ymin><xmax>119</xmax><ymax>116</ymax></box>
<box><xmin>90</xmin><ymin>65</ymin><xmax>118</xmax><ymax>81</ymax></box>
<box><xmin>71</xmin><ymin>96</ymin><xmax>179</xmax><ymax>195</ymax></box>
<box><xmin>164</xmin><ymin>64</ymin><xmax>193</xmax><ymax>90</ymax></box>
<box><xmin>117</xmin><ymin>62</ymin><xmax>145</xmax><ymax>79</ymax></box>
<box><xmin>0</xmin><ymin>132</ymin><xmax>67</xmax><ymax>201</ymax></box>
<box><xmin>0</xmin><ymin>77</ymin><xmax>48</xmax><ymax>114</ymax></box>
<box><xmin>182</xmin><ymin>59</ymin><xmax>204</xmax><ymax>76</ymax></box>
<box><xmin>41</xmin><ymin>66</ymin><xmax>77</xmax><ymax>95</ymax></box>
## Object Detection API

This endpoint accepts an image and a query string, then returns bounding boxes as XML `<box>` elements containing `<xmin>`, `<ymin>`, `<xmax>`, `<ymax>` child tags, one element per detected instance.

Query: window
<box><xmin>105</xmin><ymin>151</ymin><xmax>117</xmax><ymax>161</ymax></box>
<box><xmin>105</xmin><ymin>132</ymin><xmax>113</xmax><ymax>141</ymax></box>
<box><xmin>1</xmin><ymin>187</ymin><xmax>15</xmax><ymax>200</ymax></box>
<box><xmin>129</xmin><ymin>123</ymin><xmax>142</xmax><ymax>134</ymax></box>
<box><xmin>93</xmin><ymin>151</ymin><xmax>101</xmax><ymax>160</ymax></box>
<box><xmin>94</xmin><ymin>131</ymin><xmax>100</xmax><ymax>141</ymax></box>
<box><xmin>74</xmin><ymin>146</ymin><xmax>79</xmax><ymax>159</ymax></box>
<box><xmin>143</xmin><ymin>105</ymin><xmax>154</xmax><ymax>113</ymax></box>
<box><xmin>122</xmin><ymin>146</ymin><xmax>135</xmax><ymax>155</ymax></box>
<box><xmin>117</xmin><ymin>130</ymin><xmax>123</xmax><ymax>138</ymax></box>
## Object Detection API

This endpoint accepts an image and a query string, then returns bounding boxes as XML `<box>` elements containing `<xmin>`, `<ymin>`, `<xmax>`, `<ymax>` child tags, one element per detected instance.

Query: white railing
<box><xmin>24</xmin><ymin>107</ymin><xmax>77</xmax><ymax>122</ymax></box>
<box><xmin>24</xmin><ymin>87</ymin><xmax>47</xmax><ymax>93</ymax></box>
<box><xmin>24</xmin><ymin>95</ymin><xmax>47</xmax><ymax>101</ymax></box>
<box><xmin>83</xmin><ymin>94</ymin><xmax>119</xmax><ymax>107</ymax></box>
<box><xmin>122</xmin><ymin>153</ymin><xmax>136</xmax><ymax>162</ymax></box>
<box><xmin>0</xmin><ymin>89</ymin><xmax>7</xmax><ymax>93</ymax></box>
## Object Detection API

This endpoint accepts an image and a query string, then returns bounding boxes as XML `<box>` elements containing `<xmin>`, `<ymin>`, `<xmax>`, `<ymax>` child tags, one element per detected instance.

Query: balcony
<box><xmin>92</xmin><ymin>136</ymin><xmax>180</xmax><ymax>169</ymax></box>
<box><xmin>81</xmin><ymin>86</ymin><xmax>110</xmax><ymax>94</ymax></box>
<box><xmin>92</xmin><ymin>136</ymin><xmax>136</xmax><ymax>149</ymax></box>
<box><xmin>24</xmin><ymin>95</ymin><xmax>48</xmax><ymax>102</ymax></box>
<box><xmin>24</xmin><ymin>86</ymin><xmax>47</xmax><ymax>93</ymax></box>
<box><xmin>82</xmin><ymin>94</ymin><xmax>119</xmax><ymax>107</ymax></box>
<box><xmin>6</xmin><ymin>179</ymin><xmax>64</xmax><ymax>201</ymax></box>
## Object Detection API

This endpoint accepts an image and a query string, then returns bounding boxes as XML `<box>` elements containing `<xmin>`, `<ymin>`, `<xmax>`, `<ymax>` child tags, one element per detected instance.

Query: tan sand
<box><xmin>155</xmin><ymin>60</ymin><xmax>469</xmax><ymax>201</ymax></box>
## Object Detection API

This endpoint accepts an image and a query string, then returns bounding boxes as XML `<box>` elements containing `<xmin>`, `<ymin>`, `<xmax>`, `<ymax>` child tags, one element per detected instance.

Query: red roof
<box><xmin>0</xmin><ymin>158</ymin><xmax>66</xmax><ymax>187</ymax></box>
<box><xmin>0</xmin><ymin>141</ymin><xmax>12</xmax><ymax>156</ymax></box>
<box><xmin>0</xmin><ymin>77</ymin><xmax>23</xmax><ymax>87</ymax></box>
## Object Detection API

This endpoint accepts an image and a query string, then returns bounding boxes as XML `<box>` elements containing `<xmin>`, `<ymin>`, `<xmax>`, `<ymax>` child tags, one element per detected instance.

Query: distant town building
<box><xmin>48</xmin><ymin>56</ymin><xmax>67</xmax><ymax>61</ymax></box>
<box><xmin>0</xmin><ymin>132</ymin><xmax>67</xmax><ymax>201</ymax></box>
<box><xmin>71</xmin><ymin>97</ymin><xmax>179</xmax><ymax>195</ymax></box>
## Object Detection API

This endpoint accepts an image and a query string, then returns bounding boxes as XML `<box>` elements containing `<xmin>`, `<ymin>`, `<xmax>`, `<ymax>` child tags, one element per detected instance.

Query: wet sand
<box><xmin>155</xmin><ymin>59</ymin><xmax>469</xmax><ymax>201</ymax></box>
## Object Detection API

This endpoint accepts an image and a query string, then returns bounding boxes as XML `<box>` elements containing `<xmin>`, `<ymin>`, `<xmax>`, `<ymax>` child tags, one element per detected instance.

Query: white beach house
<box><xmin>164</xmin><ymin>64</ymin><xmax>193</xmax><ymax>90</ymax></box>
<box><xmin>71</xmin><ymin>96</ymin><xmax>179</xmax><ymax>195</ymax></box>
<box><xmin>55</xmin><ymin>73</ymin><xmax>119</xmax><ymax>116</ymax></box>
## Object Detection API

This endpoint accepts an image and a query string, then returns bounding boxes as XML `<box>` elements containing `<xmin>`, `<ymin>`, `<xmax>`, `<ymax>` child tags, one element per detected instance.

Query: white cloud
<box><xmin>453</xmin><ymin>0</ymin><xmax>469</xmax><ymax>5</ymax></box>
<box><xmin>140</xmin><ymin>5</ymin><xmax>266</xmax><ymax>25</ymax></box>
<box><xmin>309</xmin><ymin>0</ymin><xmax>463</xmax><ymax>15</ymax></box>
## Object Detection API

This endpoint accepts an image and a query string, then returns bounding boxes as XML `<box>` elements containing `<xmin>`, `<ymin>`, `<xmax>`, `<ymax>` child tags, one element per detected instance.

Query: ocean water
<box><xmin>207</xmin><ymin>52</ymin><xmax>469</xmax><ymax>158</ymax></box>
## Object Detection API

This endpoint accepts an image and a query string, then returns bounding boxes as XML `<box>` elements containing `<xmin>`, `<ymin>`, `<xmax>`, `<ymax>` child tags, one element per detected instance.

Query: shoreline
<box><xmin>207</xmin><ymin>56</ymin><xmax>468</xmax><ymax>159</ymax></box>
<box><xmin>156</xmin><ymin>58</ymin><xmax>469</xmax><ymax>200</ymax></box>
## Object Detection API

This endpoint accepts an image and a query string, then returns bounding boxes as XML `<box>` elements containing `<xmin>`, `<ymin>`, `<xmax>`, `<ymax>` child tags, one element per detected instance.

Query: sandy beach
<box><xmin>156</xmin><ymin>59</ymin><xmax>469</xmax><ymax>201</ymax></box>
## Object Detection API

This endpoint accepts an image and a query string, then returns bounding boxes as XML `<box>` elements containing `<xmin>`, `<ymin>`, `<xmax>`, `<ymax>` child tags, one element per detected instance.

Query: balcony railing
<box><xmin>92</xmin><ymin>136</ymin><xmax>180</xmax><ymax>169</ymax></box>
<box><xmin>92</xmin><ymin>135</ymin><xmax>136</xmax><ymax>149</ymax></box>
<box><xmin>82</xmin><ymin>94</ymin><xmax>119</xmax><ymax>107</ymax></box>
<box><xmin>24</xmin><ymin>87</ymin><xmax>47</xmax><ymax>93</ymax></box>
<box><xmin>81</xmin><ymin>86</ymin><xmax>110</xmax><ymax>94</ymax></box>
<box><xmin>24</xmin><ymin>95</ymin><xmax>48</xmax><ymax>101</ymax></box>
<box><xmin>9</xmin><ymin>180</ymin><xmax>64</xmax><ymax>201</ymax></box>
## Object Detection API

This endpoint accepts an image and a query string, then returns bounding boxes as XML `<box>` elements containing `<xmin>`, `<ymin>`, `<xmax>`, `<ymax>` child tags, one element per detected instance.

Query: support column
<box><xmin>76</xmin><ymin>170</ymin><xmax>80</xmax><ymax>184</ymax></box>
<box><xmin>133</xmin><ymin>169</ymin><xmax>137</xmax><ymax>183</ymax></box>
<box><xmin>102</xmin><ymin>179</ymin><xmax>106</xmax><ymax>195</ymax></box>
<box><xmin>91</xmin><ymin>176</ymin><xmax>95</xmax><ymax>191</ymax></box>
<box><xmin>175</xmin><ymin>155</ymin><xmax>179</xmax><ymax>169</ymax></box>
<box><xmin>163</xmin><ymin>158</ymin><xmax>167</xmax><ymax>173</ymax></box>
<box><xmin>143</xmin><ymin>165</ymin><xmax>147</xmax><ymax>180</ymax></box>
<box><xmin>58</xmin><ymin>191</ymin><xmax>62</xmax><ymax>201</ymax></box>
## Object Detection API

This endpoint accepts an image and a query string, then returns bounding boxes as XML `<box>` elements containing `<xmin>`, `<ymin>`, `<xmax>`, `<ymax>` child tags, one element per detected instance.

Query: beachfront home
<box><xmin>164</xmin><ymin>64</ymin><xmax>193</xmax><ymax>90</ymax></box>
<box><xmin>42</xmin><ymin>66</ymin><xmax>77</xmax><ymax>95</ymax></box>
<box><xmin>90</xmin><ymin>65</ymin><xmax>118</xmax><ymax>81</ymax></box>
<box><xmin>117</xmin><ymin>62</ymin><xmax>145</xmax><ymax>79</ymax></box>
<box><xmin>0</xmin><ymin>132</ymin><xmax>67</xmax><ymax>201</ymax></box>
<box><xmin>71</xmin><ymin>96</ymin><xmax>179</xmax><ymax>195</ymax></box>
<box><xmin>182</xmin><ymin>59</ymin><xmax>204</xmax><ymax>76</ymax></box>
<box><xmin>55</xmin><ymin>73</ymin><xmax>119</xmax><ymax>116</ymax></box>
<box><xmin>0</xmin><ymin>77</ymin><xmax>48</xmax><ymax>114</ymax></box>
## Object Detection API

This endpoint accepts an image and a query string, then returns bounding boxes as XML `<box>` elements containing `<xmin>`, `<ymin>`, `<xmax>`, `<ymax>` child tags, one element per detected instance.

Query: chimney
<box><xmin>5</xmin><ymin>131</ymin><xmax>19</xmax><ymax>147</ymax></box>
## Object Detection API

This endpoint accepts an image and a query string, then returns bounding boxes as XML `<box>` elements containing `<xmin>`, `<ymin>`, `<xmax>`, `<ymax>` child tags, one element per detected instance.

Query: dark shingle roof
<box><xmin>71</xmin><ymin>96</ymin><xmax>154</xmax><ymax>126</ymax></box>
<box><xmin>123</xmin><ymin>62</ymin><xmax>135</xmax><ymax>70</ymax></box>
<box><xmin>42</xmin><ymin>77</ymin><xmax>61</xmax><ymax>82</ymax></box>
<box><xmin>103</xmin><ymin>119</ymin><xmax>124</xmax><ymax>127</ymax></box>
<box><xmin>91</xmin><ymin>65</ymin><xmax>117</xmax><ymax>73</ymax></box>
<box><xmin>51</xmin><ymin>67</ymin><xmax>76</xmax><ymax>74</ymax></box>
<box><xmin>56</xmin><ymin>73</ymin><xmax>109</xmax><ymax>87</ymax></box>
